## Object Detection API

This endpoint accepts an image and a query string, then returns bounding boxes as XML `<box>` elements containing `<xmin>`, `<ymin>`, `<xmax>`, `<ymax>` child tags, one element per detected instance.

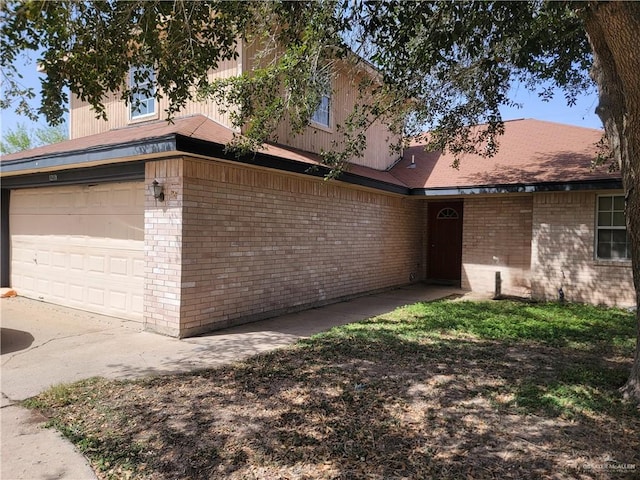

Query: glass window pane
<box><xmin>598</xmin><ymin>230</ymin><xmax>612</xmax><ymax>243</ymax></box>
<box><xmin>613</xmin><ymin>196</ymin><xmax>625</xmax><ymax>210</ymax></box>
<box><xmin>613</xmin><ymin>212</ymin><xmax>626</xmax><ymax>226</ymax></box>
<box><xmin>597</xmin><ymin>242</ymin><xmax>611</xmax><ymax>259</ymax></box>
<box><xmin>130</xmin><ymin>66</ymin><xmax>156</xmax><ymax>119</ymax></box>
<box><xmin>311</xmin><ymin>94</ymin><xmax>330</xmax><ymax>127</ymax></box>
<box><xmin>132</xmin><ymin>96</ymin><xmax>151</xmax><ymax>116</ymax></box>
<box><xmin>599</xmin><ymin>196</ymin><xmax>612</xmax><ymax>211</ymax></box>
<box><xmin>611</xmin><ymin>243</ymin><xmax>628</xmax><ymax>259</ymax></box>
<box><xmin>612</xmin><ymin>230</ymin><xmax>628</xmax><ymax>243</ymax></box>
<box><xmin>437</xmin><ymin>208</ymin><xmax>459</xmax><ymax>219</ymax></box>
<box><xmin>598</xmin><ymin>212</ymin><xmax>612</xmax><ymax>226</ymax></box>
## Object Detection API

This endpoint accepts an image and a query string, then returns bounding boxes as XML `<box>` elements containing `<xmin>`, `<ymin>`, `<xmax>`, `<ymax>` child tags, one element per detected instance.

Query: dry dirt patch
<box><xmin>27</xmin><ymin>301</ymin><xmax>640</xmax><ymax>479</ymax></box>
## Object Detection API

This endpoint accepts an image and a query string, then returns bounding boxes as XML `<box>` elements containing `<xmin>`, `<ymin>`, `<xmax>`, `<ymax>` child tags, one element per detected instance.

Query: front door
<box><xmin>427</xmin><ymin>201</ymin><xmax>463</xmax><ymax>285</ymax></box>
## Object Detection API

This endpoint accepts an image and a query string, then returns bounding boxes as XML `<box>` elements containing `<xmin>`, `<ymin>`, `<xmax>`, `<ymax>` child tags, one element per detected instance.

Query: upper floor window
<box><xmin>129</xmin><ymin>66</ymin><xmax>156</xmax><ymax>120</ymax></box>
<box><xmin>311</xmin><ymin>93</ymin><xmax>331</xmax><ymax>128</ymax></box>
<box><xmin>596</xmin><ymin>194</ymin><xmax>630</xmax><ymax>260</ymax></box>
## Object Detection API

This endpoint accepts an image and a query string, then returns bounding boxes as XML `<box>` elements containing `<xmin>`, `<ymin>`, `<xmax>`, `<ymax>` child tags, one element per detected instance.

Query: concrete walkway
<box><xmin>1</xmin><ymin>284</ymin><xmax>462</xmax><ymax>480</ymax></box>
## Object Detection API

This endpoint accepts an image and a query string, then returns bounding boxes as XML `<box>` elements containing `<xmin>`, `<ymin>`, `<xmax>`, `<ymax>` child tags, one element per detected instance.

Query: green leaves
<box><xmin>356</xmin><ymin>1</ymin><xmax>593</xmax><ymax>157</ymax></box>
<box><xmin>1</xmin><ymin>0</ymin><xmax>251</xmax><ymax>124</ymax></box>
<box><xmin>2</xmin><ymin>1</ymin><xmax>595</xmax><ymax>167</ymax></box>
<box><xmin>0</xmin><ymin>122</ymin><xmax>67</xmax><ymax>154</ymax></box>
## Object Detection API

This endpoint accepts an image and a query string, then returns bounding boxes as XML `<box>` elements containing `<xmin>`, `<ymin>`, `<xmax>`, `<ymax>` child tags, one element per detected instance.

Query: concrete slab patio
<box><xmin>1</xmin><ymin>284</ymin><xmax>463</xmax><ymax>480</ymax></box>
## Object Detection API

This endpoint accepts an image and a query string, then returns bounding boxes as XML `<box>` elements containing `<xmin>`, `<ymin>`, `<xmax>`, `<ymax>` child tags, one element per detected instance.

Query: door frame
<box><xmin>427</xmin><ymin>200</ymin><xmax>464</xmax><ymax>285</ymax></box>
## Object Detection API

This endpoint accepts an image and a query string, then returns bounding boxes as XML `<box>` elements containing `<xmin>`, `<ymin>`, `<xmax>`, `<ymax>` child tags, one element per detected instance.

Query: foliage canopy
<box><xmin>1</xmin><ymin>1</ymin><xmax>594</xmax><ymax>161</ymax></box>
<box><xmin>0</xmin><ymin>122</ymin><xmax>67</xmax><ymax>154</ymax></box>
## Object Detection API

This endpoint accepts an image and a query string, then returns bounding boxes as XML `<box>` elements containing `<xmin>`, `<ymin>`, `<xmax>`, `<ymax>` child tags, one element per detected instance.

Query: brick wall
<box><xmin>142</xmin><ymin>170</ymin><xmax>636</xmax><ymax>338</ymax></box>
<box><xmin>148</xmin><ymin>156</ymin><xmax>425</xmax><ymax>337</ymax></box>
<box><xmin>531</xmin><ymin>191</ymin><xmax>635</xmax><ymax>307</ymax></box>
<box><xmin>144</xmin><ymin>158</ymin><xmax>185</xmax><ymax>336</ymax></box>
<box><xmin>461</xmin><ymin>196</ymin><xmax>533</xmax><ymax>297</ymax></box>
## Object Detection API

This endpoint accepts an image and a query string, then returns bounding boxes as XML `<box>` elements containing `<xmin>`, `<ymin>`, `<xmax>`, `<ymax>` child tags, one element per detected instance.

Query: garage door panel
<box><xmin>69</xmin><ymin>285</ymin><xmax>83</xmax><ymax>302</ymax></box>
<box><xmin>36</xmin><ymin>278</ymin><xmax>50</xmax><ymax>292</ymax></box>
<box><xmin>52</xmin><ymin>252</ymin><xmax>66</xmax><ymax>267</ymax></box>
<box><xmin>133</xmin><ymin>258</ymin><xmax>145</xmax><ymax>277</ymax></box>
<box><xmin>14</xmin><ymin>185</ymin><xmax>143</xmax><ymax>216</ymax></box>
<box><xmin>110</xmin><ymin>257</ymin><xmax>128</xmax><ymax>276</ymax></box>
<box><xmin>17</xmin><ymin>274</ymin><xmax>35</xmax><ymax>291</ymax></box>
<box><xmin>10</xmin><ymin>182</ymin><xmax>144</xmax><ymax>321</ymax></box>
<box><xmin>111</xmin><ymin>289</ymin><xmax>127</xmax><ymax>305</ymax></box>
<box><xmin>51</xmin><ymin>191</ymin><xmax>75</xmax><ymax>208</ymax></box>
<box><xmin>10</xmin><ymin>214</ymin><xmax>138</xmax><ymax>238</ymax></box>
<box><xmin>37</xmin><ymin>250</ymin><xmax>51</xmax><ymax>265</ymax></box>
<box><xmin>131</xmin><ymin>294</ymin><xmax>143</xmax><ymax>314</ymax></box>
<box><xmin>87</xmin><ymin>288</ymin><xmax>105</xmax><ymax>306</ymax></box>
<box><xmin>88</xmin><ymin>255</ymin><xmax>105</xmax><ymax>273</ymax></box>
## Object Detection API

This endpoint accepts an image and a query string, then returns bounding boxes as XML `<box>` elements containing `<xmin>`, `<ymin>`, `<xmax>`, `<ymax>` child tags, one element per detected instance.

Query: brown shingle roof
<box><xmin>0</xmin><ymin>115</ymin><xmax>233</xmax><ymax>162</ymax></box>
<box><xmin>0</xmin><ymin>115</ymin><xmax>408</xmax><ymax>189</ymax></box>
<box><xmin>390</xmin><ymin>119</ymin><xmax>618</xmax><ymax>189</ymax></box>
<box><xmin>1</xmin><ymin>116</ymin><xmax>619</xmax><ymax>192</ymax></box>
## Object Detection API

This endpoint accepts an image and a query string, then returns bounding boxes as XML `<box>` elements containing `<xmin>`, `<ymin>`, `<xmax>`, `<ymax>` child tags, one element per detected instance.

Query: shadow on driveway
<box><xmin>1</xmin><ymin>328</ymin><xmax>35</xmax><ymax>355</ymax></box>
<box><xmin>1</xmin><ymin>284</ymin><xmax>464</xmax><ymax>400</ymax></box>
<box><xmin>0</xmin><ymin>284</ymin><xmax>465</xmax><ymax>480</ymax></box>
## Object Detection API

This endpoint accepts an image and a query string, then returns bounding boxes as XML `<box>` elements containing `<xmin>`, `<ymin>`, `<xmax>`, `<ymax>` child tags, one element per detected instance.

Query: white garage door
<box><xmin>10</xmin><ymin>182</ymin><xmax>145</xmax><ymax>321</ymax></box>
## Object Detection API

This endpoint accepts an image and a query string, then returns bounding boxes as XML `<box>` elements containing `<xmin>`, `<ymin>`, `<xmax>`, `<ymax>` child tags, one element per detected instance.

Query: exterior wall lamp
<box><xmin>152</xmin><ymin>180</ymin><xmax>165</xmax><ymax>201</ymax></box>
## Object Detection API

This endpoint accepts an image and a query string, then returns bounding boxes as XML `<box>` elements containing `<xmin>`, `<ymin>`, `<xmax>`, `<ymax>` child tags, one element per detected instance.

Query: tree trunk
<box><xmin>582</xmin><ymin>2</ymin><xmax>640</xmax><ymax>406</ymax></box>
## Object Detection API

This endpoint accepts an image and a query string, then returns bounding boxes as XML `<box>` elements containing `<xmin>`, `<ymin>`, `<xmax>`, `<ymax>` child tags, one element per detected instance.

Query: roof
<box><xmin>390</xmin><ymin>119</ymin><xmax>619</xmax><ymax>191</ymax></box>
<box><xmin>1</xmin><ymin>116</ymin><xmax>621</xmax><ymax>195</ymax></box>
<box><xmin>0</xmin><ymin>115</ymin><xmax>232</xmax><ymax>162</ymax></box>
<box><xmin>0</xmin><ymin>115</ymin><xmax>408</xmax><ymax>193</ymax></box>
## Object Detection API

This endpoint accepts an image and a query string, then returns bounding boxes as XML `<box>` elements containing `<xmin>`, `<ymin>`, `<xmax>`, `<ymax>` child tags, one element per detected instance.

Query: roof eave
<box><xmin>3</xmin><ymin>128</ymin><xmax>617</xmax><ymax>197</ymax></box>
<box><xmin>0</xmin><ymin>132</ymin><xmax>411</xmax><ymax>196</ymax></box>
<box><xmin>409</xmin><ymin>178</ymin><xmax>623</xmax><ymax>196</ymax></box>
<box><xmin>176</xmin><ymin>135</ymin><xmax>411</xmax><ymax>195</ymax></box>
<box><xmin>0</xmin><ymin>134</ymin><xmax>178</xmax><ymax>175</ymax></box>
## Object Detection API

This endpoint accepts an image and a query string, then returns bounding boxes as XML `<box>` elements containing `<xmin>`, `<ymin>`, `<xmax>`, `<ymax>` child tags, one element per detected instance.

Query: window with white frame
<box><xmin>129</xmin><ymin>66</ymin><xmax>156</xmax><ymax>120</ymax></box>
<box><xmin>311</xmin><ymin>93</ymin><xmax>331</xmax><ymax>128</ymax></box>
<box><xmin>596</xmin><ymin>194</ymin><xmax>630</xmax><ymax>260</ymax></box>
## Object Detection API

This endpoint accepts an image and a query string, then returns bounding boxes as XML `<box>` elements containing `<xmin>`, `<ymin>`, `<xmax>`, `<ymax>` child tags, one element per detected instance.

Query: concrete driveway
<box><xmin>1</xmin><ymin>284</ymin><xmax>463</xmax><ymax>480</ymax></box>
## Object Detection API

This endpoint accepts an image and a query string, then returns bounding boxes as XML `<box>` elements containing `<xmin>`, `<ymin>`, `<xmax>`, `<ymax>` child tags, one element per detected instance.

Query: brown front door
<box><xmin>427</xmin><ymin>201</ymin><xmax>463</xmax><ymax>285</ymax></box>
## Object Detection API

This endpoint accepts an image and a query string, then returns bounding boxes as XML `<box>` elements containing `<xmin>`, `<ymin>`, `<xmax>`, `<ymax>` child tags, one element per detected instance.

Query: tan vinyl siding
<box><xmin>69</xmin><ymin>57</ymin><xmax>241</xmax><ymax>139</ymax></box>
<box><xmin>70</xmin><ymin>40</ymin><xmax>398</xmax><ymax>170</ymax></box>
<box><xmin>271</xmin><ymin>62</ymin><xmax>400</xmax><ymax>171</ymax></box>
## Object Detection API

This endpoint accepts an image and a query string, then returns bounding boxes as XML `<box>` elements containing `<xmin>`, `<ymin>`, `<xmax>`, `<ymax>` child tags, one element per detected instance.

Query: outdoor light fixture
<box><xmin>152</xmin><ymin>180</ymin><xmax>165</xmax><ymax>201</ymax></box>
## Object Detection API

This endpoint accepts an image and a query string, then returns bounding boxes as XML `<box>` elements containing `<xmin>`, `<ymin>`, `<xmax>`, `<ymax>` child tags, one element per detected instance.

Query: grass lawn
<box><xmin>25</xmin><ymin>299</ymin><xmax>639</xmax><ymax>479</ymax></box>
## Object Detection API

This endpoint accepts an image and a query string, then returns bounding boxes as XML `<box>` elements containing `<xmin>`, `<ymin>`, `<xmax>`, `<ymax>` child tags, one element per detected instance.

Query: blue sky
<box><xmin>1</xmin><ymin>53</ymin><xmax>55</xmax><ymax>133</ymax></box>
<box><xmin>500</xmin><ymin>84</ymin><xmax>601</xmax><ymax>129</ymax></box>
<box><xmin>0</xmin><ymin>53</ymin><xmax>603</xmax><ymax>135</ymax></box>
